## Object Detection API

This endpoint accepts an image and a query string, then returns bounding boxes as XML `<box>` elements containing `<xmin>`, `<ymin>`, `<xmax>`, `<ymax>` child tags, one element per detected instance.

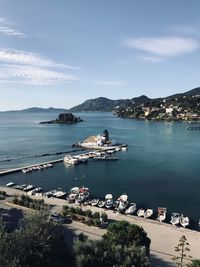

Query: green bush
<box><xmin>101</xmin><ymin>212</ymin><xmax>108</xmax><ymax>222</ymax></box>
<box><xmin>69</xmin><ymin>207</ymin><xmax>76</xmax><ymax>213</ymax></box>
<box><xmin>85</xmin><ymin>210</ymin><xmax>92</xmax><ymax>218</ymax></box>
<box><xmin>94</xmin><ymin>219</ymin><xmax>101</xmax><ymax>227</ymax></box>
<box><xmin>0</xmin><ymin>191</ymin><xmax>6</xmax><ymax>196</ymax></box>
<box><xmin>93</xmin><ymin>212</ymin><xmax>100</xmax><ymax>219</ymax></box>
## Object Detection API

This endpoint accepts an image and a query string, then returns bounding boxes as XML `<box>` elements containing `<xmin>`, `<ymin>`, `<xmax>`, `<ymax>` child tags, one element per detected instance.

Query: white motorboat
<box><xmin>105</xmin><ymin>194</ymin><xmax>113</xmax><ymax>209</ymax></box>
<box><xmin>64</xmin><ymin>155</ymin><xmax>79</xmax><ymax>165</ymax></box>
<box><xmin>53</xmin><ymin>188</ymin><xmax>66</xmax><ymax>198</ymax></box>
<box><xmin>76</xmin><ymin>191</ymin><xmax>90</xmax><ymax>203</ymax></box>
<box><xmin>118</xmin><ymin>194</ymin><xmax>129</xmax><ymax>212</ymax></box>
<box><xmin>137</xmin><ymin>208</ymin><xmax>145</xmax><ymax>217</ymax></box>
<box><xmin>6</xmin><ymin>182</ymin><xmax>15</xmax><ymax>187</ymax></box>
<box><xmin>157</xmin><ymin>207</ymin><xmax>167</xmax><ymax>222</ymax></box>
<box><xmin>125</xmin><ymin>203</ymin><xmax>137</xmax><ymax>215</ymax></box>
<box><xmin>23</xmin><ymin>185</ymin><xmax>35</xmax><ymax>192</ymax></box>
<box><xmin>91</xmin><ymin>199</ymin><xmax>99</xmax><ymax>206</ymax></box>
<box><xmin>145</xmin><ymin>209</ymin><xmax>153</xmax><ymax>218</ymax></box>
<box><xmin>98</xmin><ymin>200</ymin><xmax>105</xmax><ymax>208</ymax></box>
<box><xmin>170</xmin><ymin>213</ymin><xmax>180</xmax><ymax>226</ymax></box>
<box><xmin>180</xmin><ymin>214</ymin><xmax>189</xmax><ymax>228</ymax></box>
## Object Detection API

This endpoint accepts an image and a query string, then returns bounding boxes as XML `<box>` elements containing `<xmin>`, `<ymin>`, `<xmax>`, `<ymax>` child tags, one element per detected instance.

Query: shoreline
<box><xmin>1</xmin><ymin>185</ymin><xmax>200</xmax><ymax>265</ymax></box>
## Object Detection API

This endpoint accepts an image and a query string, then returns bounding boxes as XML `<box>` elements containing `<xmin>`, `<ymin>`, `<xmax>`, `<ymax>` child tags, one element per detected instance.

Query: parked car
<box><xmin>49</xmin><ymin>213</ymin><xmax>65</xmax><ymax>224</ymax></box>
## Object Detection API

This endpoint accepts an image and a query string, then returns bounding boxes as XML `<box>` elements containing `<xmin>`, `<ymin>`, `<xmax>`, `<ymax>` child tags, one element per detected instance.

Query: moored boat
<box><xmin>6</xmin><ymin>182</ymin><xmax>15</xmax><ymax>187</ymax></box>
<box><xmin>125</xmin><ymin>203</ymin><xmax>137</xmax><ymax>215</ymax></box>
<box><xmin>91</xmin><ymin>199</ymin><xmax>99</xmax><ymax>206</ymax></box>
<box><xmin>137</xmin><ymin>208</ymin><xmax>145</xmax><ymax>217</ymax></box>
<box><xmin>170</xmin><ymin>213</ymin><xmax>180</xmax><ymax>226</ymax></box>
<box><xmin>98</xmin><ymin>200</ymin><xmax>105</xmax><ymax>208</ymax></box>
<box><xmin>105</xmin><ymin>194</ymin><xmax>113</xmax><ymax>209</ymax></box>
<box><xmin>144</xmin><ymin>209</ymin><xmax>153</xmax><ymax>218</ymax></box>
<box><xmin>157</xmin><ymin>207</ymin><xmax>167</xmax><ymax>222</ymax></box>
<box><xmin>118</xmin><ymin>194</ymin><xmax>129</xmax><ymax>212</ymax></box>
<box><xmin>180</xmin><ymin>214</ymin><xmax>189</xmax><ymax>228</ymax></box>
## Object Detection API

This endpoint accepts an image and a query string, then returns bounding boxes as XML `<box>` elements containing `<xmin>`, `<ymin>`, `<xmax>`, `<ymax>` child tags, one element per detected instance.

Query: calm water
<box><xmin>0</xmin><ymin>112</ymin><xmax>200</xmax><ymax>227</ymax></box>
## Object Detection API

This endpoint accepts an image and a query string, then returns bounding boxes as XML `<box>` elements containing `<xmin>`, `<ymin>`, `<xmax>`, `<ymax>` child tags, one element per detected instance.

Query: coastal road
<box><xmin>1</xmin><ymin>186</ymin><xmax>200</xmax><ymax>266</ymax></box>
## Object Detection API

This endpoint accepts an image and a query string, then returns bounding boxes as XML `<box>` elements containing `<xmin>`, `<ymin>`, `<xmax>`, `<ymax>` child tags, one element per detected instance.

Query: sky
<box><xmin>0</xmin><ymin>0</ymin><xmax>200</xmax><ymax>110</ymax></box>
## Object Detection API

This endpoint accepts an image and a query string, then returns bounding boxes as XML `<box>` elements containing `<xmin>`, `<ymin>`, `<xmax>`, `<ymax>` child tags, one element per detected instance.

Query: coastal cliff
<box><xmin>40</xmin><ymin>113</ymin><xmax>83</xmax><ymax>124</ymax></box>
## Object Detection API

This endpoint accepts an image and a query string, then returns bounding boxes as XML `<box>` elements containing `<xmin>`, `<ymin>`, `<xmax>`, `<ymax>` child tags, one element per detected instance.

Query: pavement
<box><xmin>1</xmin><ymin>186</ymin><xmax>200</xmax><ymax>266</ymax></box>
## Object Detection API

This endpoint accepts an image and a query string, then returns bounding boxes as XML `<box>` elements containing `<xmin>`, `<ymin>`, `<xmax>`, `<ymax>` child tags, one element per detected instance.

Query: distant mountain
<box><xmin>1</xmin><ymin>107</ymin><xmax>68</xmax><ymax>113</ymax></box>
<box><xmin>68</xmin><ymin>97</ymin><xmax>134</xmax><ymax>112</ymax></box>
<box><xmin>68</xmin><ymin>87</ymin><xmax>200</xmax><ymax>112</ymax></box>
<box><xmin>114</xmin><ymin>87</ymin><xmax>200</xmax><ymax>121</ymax></box>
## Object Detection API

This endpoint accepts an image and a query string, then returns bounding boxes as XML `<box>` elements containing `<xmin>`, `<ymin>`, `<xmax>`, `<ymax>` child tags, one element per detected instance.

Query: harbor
<box><xmin>0</xmin><ymin>185</ymin><xmax>200</xmax><ymax>265</ymax></box>
<box><xmin>1</xmin><ymin>182</ymin><xmax>195</xmax><ymax>230</ymax></box>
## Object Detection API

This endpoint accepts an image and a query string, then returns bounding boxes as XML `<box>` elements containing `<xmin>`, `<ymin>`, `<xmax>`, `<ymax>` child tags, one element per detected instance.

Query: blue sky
<box><xmin>0</xmin><ymin>0</ymin><xmax>200</xmax><ymax>110</ymax></box>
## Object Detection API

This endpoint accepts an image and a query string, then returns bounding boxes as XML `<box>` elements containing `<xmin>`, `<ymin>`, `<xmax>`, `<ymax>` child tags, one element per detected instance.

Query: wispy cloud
<box><xmin>0</xmin><ymin>64</ymin><xmax>78</xmax><ymax>85</ymax></box>
<box><xmin>137</xmin><ymin>55</ymin><xmax>165</xmax><ymax>62</ymax></box>
<box><xmin>0</xmin><ymin>17</ymin><xmax>25</xmax><ymax>37</ymax></box>
<box><xmin>0</xmin><ymin>48</ymin><xmax>78</xmax><ymax>69</ymax></box>
<box><xmin>124</xmin><ymin>36</ymin><xmax>199</xmax><ymax>57</ymax></box>
<box><xmin>95</xmin><ymin>80</ymin><xmax>127</xmax><ymax>86</ymax></box>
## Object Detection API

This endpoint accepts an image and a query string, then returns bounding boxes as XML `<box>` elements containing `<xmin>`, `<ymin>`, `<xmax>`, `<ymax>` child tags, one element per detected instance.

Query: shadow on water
<box><xmin>0</xmin><ymin>207</ymin><xmax>24</xmax><ymax>230</ymax></box>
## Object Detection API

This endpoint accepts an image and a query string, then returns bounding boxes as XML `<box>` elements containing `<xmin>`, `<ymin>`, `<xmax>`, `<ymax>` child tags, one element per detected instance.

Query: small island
<box><xmin>40</xmin><ymin>113</ymin><xmax>83</xmax><ymax>124</ymax></box>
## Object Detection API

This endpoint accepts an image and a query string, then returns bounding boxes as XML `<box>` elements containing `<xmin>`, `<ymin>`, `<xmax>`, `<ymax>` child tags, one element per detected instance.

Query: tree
<box><xmin>73</xmin><ymin>221</ymin><xmax>150</xmax><ymax>267</ymax></box>
<box><xmin>0</xmin><ymin>211</ymin><xmax>70</xmax><ymax>267</ymax></box>
<box><xmin>188</xmin><ymin>260</ymin><xmax>200</xmax><ymax>267</ymax></box>
<box><xmin>172</xmin><ymin>235</ymin><xmax>192</xmax><ymax>267</ymax></box>
<box><xmin>103</xmin><ymin>220</ymin><xmax>150</xmax><ymax>255</ymax></box>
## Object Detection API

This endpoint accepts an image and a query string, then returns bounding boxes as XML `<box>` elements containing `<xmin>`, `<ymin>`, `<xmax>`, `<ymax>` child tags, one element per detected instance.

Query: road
<box><xmin>1</xmin><ymin>186</ymin><xmax>200</xmax><ymax>266</ymax></box>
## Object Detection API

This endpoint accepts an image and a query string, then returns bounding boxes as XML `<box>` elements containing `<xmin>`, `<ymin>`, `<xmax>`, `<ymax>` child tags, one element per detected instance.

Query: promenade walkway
<box><xmin>1</xmin><ymin>186</ymin><xmax>200</xmax><ymax>266</ymax></box>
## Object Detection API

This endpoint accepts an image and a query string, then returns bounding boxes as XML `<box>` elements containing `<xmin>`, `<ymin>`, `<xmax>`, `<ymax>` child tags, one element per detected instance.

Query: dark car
<box><xmin>49</xmin><ymin>213</ymin><xmax>65</xmax><ymax>224</ymax></box>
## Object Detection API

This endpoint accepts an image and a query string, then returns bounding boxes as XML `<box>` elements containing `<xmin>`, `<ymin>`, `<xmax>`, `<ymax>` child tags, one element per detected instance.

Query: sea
<box><xmin>0</xmin><ymin>112</ymin><xmax>200</xmax><ymax>229</ymax></box>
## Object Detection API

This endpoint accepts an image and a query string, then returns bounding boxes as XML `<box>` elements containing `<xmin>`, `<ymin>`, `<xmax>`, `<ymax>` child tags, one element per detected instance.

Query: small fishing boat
<box><xmin>125</xmin><ymin>203</ymin><xmax>137</xmax><ymax>215</ymax></box>
<box><xmin>137</xmin><ymin>208</ymin><xmax>145</xmax><ymax>217</ymax></box>
<box><xmin>180</xmin><ymin>214</ymin><xmax>189</xmax><ymax>228</ymax></box>
<box><xmin>118</xmin><ymin>194</ymin><xmax>129</xmax><ymax>212</ymax></box>
<box><xmin>90</xmin><ymin>199</ymin><xmax>99</xmax><ymax>206</ymax></box>
<box><xmin>157</xmin><ymin>207</ymin><xmax>167</xmax><ymax>222</ymax></box>
<box><xmin>105</xmin><ymin>194</ymin><xmax>113</xmax><ymax>209</ymax></box>
<box><xmin>144</xmin><ymin>209</ymin><xmax>153</xmax><ymax>218</ymax></box>
<box><xmin>98</xmin><ymin>200</ymin><xmax>105</xmax><ymax>208</ymax></box>
<box><xmin>83</xmin><ymin>199</ymin><xmax>91</xmax><ymax>206</ymax></box>
<box><xmin>23</xmin><ymin>185</ymin><xmax>35</xmax><ymax>192</ymax></box>
<box><xmin>6</xmin><ymin>182</ymin><xmax>15</xmax><ymax>187</ymax></box>
<box><xmin>170</xmin><ymin>213</ymin><xmax>180</xmax><ymax>226</ymax></box>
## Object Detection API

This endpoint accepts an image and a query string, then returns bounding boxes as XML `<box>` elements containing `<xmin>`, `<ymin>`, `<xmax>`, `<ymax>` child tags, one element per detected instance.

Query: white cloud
<box><xmin>0</xmin><ymin>17</ymin><xmax>25</xmax><ymax>37</ymax></box>
<box><xmin>0</xmin><ymin>48</ymin><xmax>78</xmax><ymax>69</ymax></box>
<box><xmin>95</xmin><ymin>80</ymin><xmax>127</xmax><ymax>86</ymax></box>
<box><xmin>124</xmin><ymin>36</ymin><xmax>199</xmax><ymax>57</ymax></box>
<box><xmin>138</xmin><ymin>55</ymin><xmax>165</xmax><ymax>62</ymax></box>
<box><xmin>0</xmin><ymin>64</ymin><xmax>78</xmax><ymax>85</ymax></box>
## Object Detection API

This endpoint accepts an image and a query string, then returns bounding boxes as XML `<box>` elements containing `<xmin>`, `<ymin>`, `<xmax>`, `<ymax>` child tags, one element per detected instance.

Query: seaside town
<box><xmin>114</xmin><ymin>93</ymin><xmax>200</xmax><ymax>122</ymax></box>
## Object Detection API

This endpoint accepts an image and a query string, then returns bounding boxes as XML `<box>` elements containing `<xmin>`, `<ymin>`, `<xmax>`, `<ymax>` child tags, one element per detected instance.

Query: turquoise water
<box><xmin>0</xmin><ymin>112</ymin><xmax>200</xmax><ymax>227</ymax></box>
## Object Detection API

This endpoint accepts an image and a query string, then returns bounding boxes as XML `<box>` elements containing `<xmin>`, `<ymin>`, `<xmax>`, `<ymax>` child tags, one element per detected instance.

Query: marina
<box><xmin>0</xmin><ymin>112</ymin><xmax>200</xmax><ymax>231</ymax></box>
<box><xmin>2</xmin><ymin>182</ymin><xmax>194</xmax><ymax>230</ymax></box>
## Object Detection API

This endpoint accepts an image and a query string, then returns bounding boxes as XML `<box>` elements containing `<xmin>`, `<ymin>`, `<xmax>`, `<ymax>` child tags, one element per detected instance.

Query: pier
<box><xmin>0</xmin><ymin>144</ymin><xmax>127</xmax><ymax>176</ymax></box>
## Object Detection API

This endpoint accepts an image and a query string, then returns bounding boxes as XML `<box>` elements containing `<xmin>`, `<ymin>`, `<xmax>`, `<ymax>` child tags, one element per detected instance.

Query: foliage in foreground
<box><xmin>172</xmin><ymin>235</ymin><xmax>192</xmax><ymax>267</ymax></box>
<box><xmin>189</xmin><ymin>260</ymin><xmax>200</xmax><ymax>267</ymax></box>
<box><xmin>0</xmin><ymin>211</ymin><xmax>71</xmax><ymax>267</ymax></box>
<box><xmin>73</xmin><ymin>220</ymin><xmax>151</xmax><ymax>267</ymax></box>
